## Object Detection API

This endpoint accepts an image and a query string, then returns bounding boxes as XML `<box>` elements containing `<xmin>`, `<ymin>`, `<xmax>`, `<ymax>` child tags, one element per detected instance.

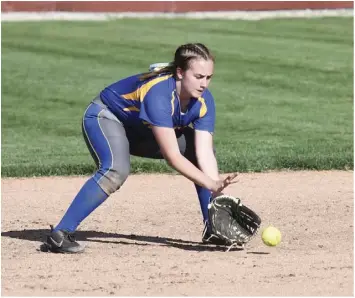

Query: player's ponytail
<box><xmin>139</xmin><ymin>43</ymin><xmax>214</xmax><ymax>81</ymax></box>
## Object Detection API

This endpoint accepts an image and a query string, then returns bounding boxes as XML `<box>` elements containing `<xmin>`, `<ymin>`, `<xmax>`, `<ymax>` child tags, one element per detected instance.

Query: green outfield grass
<box><xmin>1</xmin><ymin>17</ymin><xmax>353</xmax><ymax>177</ymax></box>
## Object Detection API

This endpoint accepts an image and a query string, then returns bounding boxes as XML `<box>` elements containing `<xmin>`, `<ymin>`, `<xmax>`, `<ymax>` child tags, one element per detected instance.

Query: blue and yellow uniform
<box><xmin>100</xmin><ymin>73</ymin><xmax>215</xmax><ymax>134</ymax></box>
<box><xmin>53</xmin><ymin>73</ymin><xmax>215</xmax><ymax>236</ymax></box>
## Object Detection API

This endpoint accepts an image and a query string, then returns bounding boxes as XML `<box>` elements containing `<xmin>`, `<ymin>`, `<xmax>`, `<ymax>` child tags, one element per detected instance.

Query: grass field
<box><xmin>1</xmin><ymin>17</ymin><xmax>353</xmax><ymax>177</ymax></box>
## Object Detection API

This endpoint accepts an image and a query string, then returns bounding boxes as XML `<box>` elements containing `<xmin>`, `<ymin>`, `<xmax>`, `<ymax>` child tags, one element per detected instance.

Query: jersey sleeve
<box><xmin>192</xmin><ymin>89</ymin><xmax>216</xmax><ymax>133</ymax></box>
<box><xmin>139</xmin><ymin>83</ymin><xmax>173</xmax><ymax>128</ymax></box>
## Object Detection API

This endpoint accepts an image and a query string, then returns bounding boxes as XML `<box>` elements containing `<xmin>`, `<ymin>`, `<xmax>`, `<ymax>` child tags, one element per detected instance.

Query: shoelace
<box><xmin>66</xmin><ymin>233</ymin><xmax>76</xmax><ymax>242</ymax></box>
<box><xmin>226</xmin><ymin>242</ymin><xmax>245</xmax><ymax>252</ymax></box>
<box><xmin>50</xmin><ymin>225</ymin><xmax>77</xmax><ymax>242</ymax></box>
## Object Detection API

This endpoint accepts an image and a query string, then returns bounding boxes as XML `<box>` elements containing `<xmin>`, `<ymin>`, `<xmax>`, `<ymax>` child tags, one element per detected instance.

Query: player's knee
<box><xmin>108</xmin><ymin>167</ymin><xmax>130</xmax><ymax>193</ymax></box>
<box><xmin>98</xmin><ymin>167</ymin><xmax>130</xmax><ymax>195</ymax></box>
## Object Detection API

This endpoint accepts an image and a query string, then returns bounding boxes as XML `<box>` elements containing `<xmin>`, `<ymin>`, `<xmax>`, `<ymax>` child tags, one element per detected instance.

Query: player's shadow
<box><xmin>1</xmin><ymin>228</ymin><xmax>244</xmax><ymax>252</ymax></box>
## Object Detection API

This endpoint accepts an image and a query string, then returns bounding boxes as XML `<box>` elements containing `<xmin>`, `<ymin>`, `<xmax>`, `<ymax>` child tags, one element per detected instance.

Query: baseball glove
<box><xmin>207</xmin><ymin>195</ymin><xmax>261</xmax><ymax>251</ymax></box>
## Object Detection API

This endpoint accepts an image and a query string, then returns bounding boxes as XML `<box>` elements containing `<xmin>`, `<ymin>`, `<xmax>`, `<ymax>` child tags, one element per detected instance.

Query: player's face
<box><xmin>178</xmin><ymin>58</ymin><xmax>214</xmax><ymax>98</ymax></box>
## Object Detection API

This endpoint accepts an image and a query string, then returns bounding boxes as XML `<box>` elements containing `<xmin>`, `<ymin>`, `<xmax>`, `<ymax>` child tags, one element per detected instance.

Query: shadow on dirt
<box><xmin>2</xmin><ymin>229</ymin><xmax>244</xmax><ymax>252</ymax></box>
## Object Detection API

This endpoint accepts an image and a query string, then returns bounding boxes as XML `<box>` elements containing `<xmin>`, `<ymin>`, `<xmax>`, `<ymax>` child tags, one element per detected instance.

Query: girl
<box><xmin>45</xmin><ymin>43</ymin><xmax>238</xmax><ymax>253</ymax></box>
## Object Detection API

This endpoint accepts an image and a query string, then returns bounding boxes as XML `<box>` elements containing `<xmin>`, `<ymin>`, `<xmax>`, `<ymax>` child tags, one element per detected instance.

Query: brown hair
<box><xmin>139</xmin><ymin>43</ymin><xmax>214</xmax><ymax>81</ymax></box>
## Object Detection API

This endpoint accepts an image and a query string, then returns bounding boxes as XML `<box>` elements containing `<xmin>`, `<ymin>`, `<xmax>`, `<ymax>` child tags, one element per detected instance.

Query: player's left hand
<box><xmin>207</xmin><ymin>194</ymin><xmax>262</xmax><ymax>250</ymax></box>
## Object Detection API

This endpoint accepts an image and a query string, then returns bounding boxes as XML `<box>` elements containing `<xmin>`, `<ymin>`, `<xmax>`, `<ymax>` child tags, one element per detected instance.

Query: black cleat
<box><xmin>201</xmin><ymin>223</ymin><xmax>227</xmax><ymax>246</ymax></box>
<box><xmin>43</xmin><ymin>225</ymin><xmax>85</xmax><ymax>254</ymax></box>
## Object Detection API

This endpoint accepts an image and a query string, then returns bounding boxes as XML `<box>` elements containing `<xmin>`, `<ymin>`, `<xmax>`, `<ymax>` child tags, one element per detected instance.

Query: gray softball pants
<box><xmin>82</xmin><ymin>97</ymin><xmax>199</xmax><ymax>195</ymax></box>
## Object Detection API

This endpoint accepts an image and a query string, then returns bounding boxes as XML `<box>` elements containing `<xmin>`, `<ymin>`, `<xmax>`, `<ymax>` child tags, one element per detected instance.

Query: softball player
<box><xmin>45</xmin><ymin>43</ymin><xmax>238</xmax><ymax>253</ymax></box>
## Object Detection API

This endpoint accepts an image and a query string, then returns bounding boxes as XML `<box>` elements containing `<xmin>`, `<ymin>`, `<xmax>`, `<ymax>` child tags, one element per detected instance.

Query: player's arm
<box><xmin>194</xmin><ymin>129</ymin><xmax>220</xmax><ymax>181</ymax></box>
<box><xmin>192</xmin><ymin>91</ymin><xmax>236</xmax><ymax>193</ymax></box>
<box><xmin>140</xmin><ymin>86</ymin><xmax>235</xmax><ymax>192</ymax></box>
<box><xmin>152</xmin><ymin>126</ymin><xmax>216</xmax><ymax>191</ymax></box>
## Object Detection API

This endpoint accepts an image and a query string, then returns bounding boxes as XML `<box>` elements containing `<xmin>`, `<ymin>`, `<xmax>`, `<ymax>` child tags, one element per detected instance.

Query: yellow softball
<box><xmin>261</xmin><ymin>226</ymin><xmax>282</xmax><ymax>246</ymax></box>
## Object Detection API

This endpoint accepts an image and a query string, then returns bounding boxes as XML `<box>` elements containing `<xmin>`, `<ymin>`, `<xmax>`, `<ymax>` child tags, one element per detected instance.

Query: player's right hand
<box><xmin>210</xmin><ymin>172</ymin><xmax>239</xmax><ymax>193</ymax></box>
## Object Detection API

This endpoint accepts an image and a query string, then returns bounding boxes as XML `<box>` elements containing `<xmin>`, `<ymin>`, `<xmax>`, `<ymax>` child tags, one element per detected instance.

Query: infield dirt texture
<box><xmin>1</xmin><ymin>171</ymin><xmax>353</xmax><ymax>296</ymax></box>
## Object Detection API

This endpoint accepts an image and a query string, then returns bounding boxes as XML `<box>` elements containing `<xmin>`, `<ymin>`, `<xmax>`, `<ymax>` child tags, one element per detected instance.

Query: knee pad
<box><xmin>96</xmin><ymin>167</ymin><xmax>130</xmax><ymax>195</ymax></box>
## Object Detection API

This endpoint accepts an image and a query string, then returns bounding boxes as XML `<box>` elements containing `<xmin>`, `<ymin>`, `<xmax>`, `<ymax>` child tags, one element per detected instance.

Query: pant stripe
<box><xmin>82</xmin><ymin>103</ymin><xmax>102</xmax><ymax>170</ymax></box>
<box><xmin>96</xmin><ymin>110</ymin><xmax>114</xmax><ymax>185</ymax></box>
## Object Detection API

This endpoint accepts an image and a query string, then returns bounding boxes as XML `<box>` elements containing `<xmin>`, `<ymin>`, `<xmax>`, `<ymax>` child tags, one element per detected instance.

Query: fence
<box><xmin>1</xmin><ymin>1</ymin><xmax>353</xmax><ymax>12</ymax></box>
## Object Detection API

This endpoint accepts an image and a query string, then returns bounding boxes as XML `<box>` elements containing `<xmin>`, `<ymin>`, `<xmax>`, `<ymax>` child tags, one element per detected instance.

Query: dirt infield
<box><xmin>1</xmin><ymin>171</ymin><xmax>354</xmax><ymax>296</ymax></box>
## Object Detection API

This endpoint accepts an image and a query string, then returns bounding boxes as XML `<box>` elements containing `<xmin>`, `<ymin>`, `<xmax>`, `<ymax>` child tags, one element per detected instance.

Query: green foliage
<box><xmin>1</xmin><ymin>17</ymin><xmax>353</xmax><ymax>177</ymax></box>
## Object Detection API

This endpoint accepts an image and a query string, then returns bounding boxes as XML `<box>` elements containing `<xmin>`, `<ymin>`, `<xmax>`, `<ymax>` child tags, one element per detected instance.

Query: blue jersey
<box><xmin>100</xmin><ymin>73</ymin><xmax>216</xmax><ymax>134</ymax></box>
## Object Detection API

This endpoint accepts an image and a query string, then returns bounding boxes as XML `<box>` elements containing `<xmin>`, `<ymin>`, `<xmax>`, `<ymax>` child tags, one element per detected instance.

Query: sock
<box><xmin>194</xmin><ymin>184</ymin><xmax>212</xmax><ymax>225</ymax></box>
<box><xmin>54</xmin><ymin>177</ymin><xmax>109</xmax><ymax>233</ymax></box>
